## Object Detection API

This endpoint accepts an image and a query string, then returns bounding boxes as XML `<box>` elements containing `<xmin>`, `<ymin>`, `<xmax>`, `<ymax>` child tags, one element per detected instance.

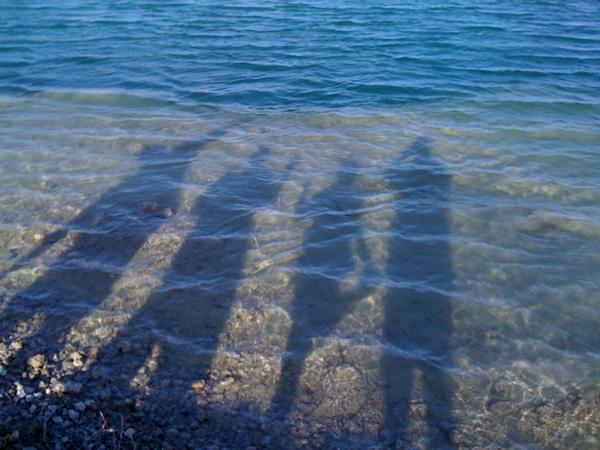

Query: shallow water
<box><xmin>1</xmin><ymin>0</ymin><xmax>600</xmax><ymax>448</ymax></box>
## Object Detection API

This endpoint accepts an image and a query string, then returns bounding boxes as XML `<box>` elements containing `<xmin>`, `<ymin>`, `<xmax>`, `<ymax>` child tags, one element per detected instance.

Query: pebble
<box><xmin>85</xmin><ymin>399</ymin><xmax>97</xmax><ymax>409</ymax></box>
<box><xmin>27</xmin><ymin>353</ymin><xmax>46</xmax><ymax>370</ymax></box>
<box><xmin>124</xmin><ymin>428</ymin><xmax>136</xmax><ymax>439</ymax></box>
<box><xmin>74</xmin><ymin>401</ymin><xmax>86</xmax><ymax>412</ymax></box>
<box><xmin>67</xmin><ymin>409</ymin><xmax>79</xmax><ymax>421</ymax></box>
<box><xmin>52</xmin><ymin>416</ymin><xmax>63</xmax><ymax>424</ymax></box>
<box><xmin>191</xmin><ymin>380</ymin><xmax>206</xmax><ymax>392</ymax></box>
<box><xmin>69</xmin><ymin>351</ymin><xmax>84</xmax><ymax>368</ymax></box>
<box><xmin>137</xmin><ymin>202</ymin><xmax>174</xmax><ymax>218</ymax></box>
<box><xmin>15</xmin><ymin>382</ymin><xmax>26</xmax><ymax>398</ymax></box>
<box><xmin>52</xmin><ymin>381</ymin><xmax>83</xmax><ymax>395</ymax></box>
<box><xmin>65</xmin><ymin>381</ymin><xmax>83</xmax><ymax>394</ymax></box>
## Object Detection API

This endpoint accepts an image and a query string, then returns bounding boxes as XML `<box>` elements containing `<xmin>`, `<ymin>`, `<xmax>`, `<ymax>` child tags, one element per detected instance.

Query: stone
<box><xmin>15</xmin><ymin>382</ymin><xmax>26</xmax><ymax>398</ymax></box>
<box><xmin>137</xmin><ymin>202</ymin><xmax>174</xmax><ymax>218</ymax></box>
<box><xmin>124</xmin><ymin>428</ymin><xmax>135</xmax><ymax>439</ymax></box>
<box><xmin>63</xmin><ymin>381</ymin><xmax>83</xmax><ymax>394</ymax></box>
<box><xmin>191</xmin><ymin>380</ymin><xmax>206</xmax><ymax>392</ymax></box>
<box><xmin>69</xmin><ymin>351</ymin><xmax>84</xmax><ymax>368</ymax></box>
<box><xmin>67</xmin><ymin>409</ymin><xmax>79</xmax><ymax>421</ymax></box>
<box><xmin>74</xmin><ymin>401</ymin><xmax>86</xmax><ymax>412</ymax></box>
<box><xmin>27</xmin><ymin>354</ymin><xmax>46</xmax><ymax>371</ymax></box>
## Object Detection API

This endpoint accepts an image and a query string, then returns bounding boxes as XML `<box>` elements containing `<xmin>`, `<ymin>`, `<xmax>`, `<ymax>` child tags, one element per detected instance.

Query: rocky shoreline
<box><xmin>2</xmin><ymin>329</ymin><xmax>600</xmax><ymax>450</ymax></box>
<box><xmin>0</xmin><ymin>343</ymin><xmax>302</xmax><ymax>450</ymax></box>
<box><xmin>0</xmin><ymin>326</ymin><xmax>390</xmax><ymax>450</ymax></box>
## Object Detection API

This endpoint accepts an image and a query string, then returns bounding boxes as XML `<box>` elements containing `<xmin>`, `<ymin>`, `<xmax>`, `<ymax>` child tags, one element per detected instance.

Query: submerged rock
<box><xmin>137</xmin><ymin>202</ymin><xmax>174</xmax><ymax>218</ymax></box>
<box><xmin>27</xmin><ymin>353</ymin><xmax>46</xmax><ymax>371</ymax></box>
<box><xmin>74</xmin><ymin>401</ymin><xmax>86</xmax><ymax>412</ymax></box>
<box><xmin>52</xmin><ymin>380</ymin><xmax>83</xmax><ymax>395</ymax></box>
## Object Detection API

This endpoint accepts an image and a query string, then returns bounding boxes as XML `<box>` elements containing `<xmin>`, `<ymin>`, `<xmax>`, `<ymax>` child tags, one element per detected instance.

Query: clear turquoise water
<box><xmin>2</xmin><ymin>0</ymin><xmax>600</xmax><ymax>110</ymax></box>
<box><xmin>1</xmin><ymin>1</ymin><xmax>600</xmax><ymax>448</ymax></box>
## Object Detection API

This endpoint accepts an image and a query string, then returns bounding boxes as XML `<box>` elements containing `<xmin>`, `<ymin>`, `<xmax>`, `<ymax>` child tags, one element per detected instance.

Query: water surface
<box><xmin>1</xmin><ymin>1</ymin><xmax>600</xmax><ymax>448</ymax></box>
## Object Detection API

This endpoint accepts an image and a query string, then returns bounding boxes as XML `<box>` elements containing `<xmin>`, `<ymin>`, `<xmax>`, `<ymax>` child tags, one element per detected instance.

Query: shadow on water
<box><xmin>0</xmin><ymin>129</ymin><xmax>225</xmax><ymax>359</ymax></box>
<box><xmin>270</xmin><ymin>159</ymin><xmax>372</xmax><ymax>418</ymax></box>
<box><xmin>1</xmin><ymin>133</ymin><xmax>455</xmax><ymax>448</ymax></box>
<box><xmin>380</xmin><ymin>137</ymin><xmax>455</xmax><ymax>448</ymax></box>
<box><xmin>269</xmin><ymin>138</ymin><xmax>455</xmax><ymax>448</ymax></box>
<box><xmin>86</xmin><ymin>146</ymin><xmax>286</xmax><ymax>392</ymax></box>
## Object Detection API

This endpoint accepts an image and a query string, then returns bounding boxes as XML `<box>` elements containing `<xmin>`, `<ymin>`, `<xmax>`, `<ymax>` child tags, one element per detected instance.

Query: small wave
<box><xmin>32</xmin><ymin>89</ymin><xmax>177</xmax><ymax>110</ymax></box>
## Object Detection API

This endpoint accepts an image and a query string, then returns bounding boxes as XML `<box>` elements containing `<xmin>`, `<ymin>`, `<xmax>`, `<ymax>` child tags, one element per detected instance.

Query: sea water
<box><xmin>1</xmin><ymin>1</ymin><xmax>600</xmax><ymax>447</ymax></box>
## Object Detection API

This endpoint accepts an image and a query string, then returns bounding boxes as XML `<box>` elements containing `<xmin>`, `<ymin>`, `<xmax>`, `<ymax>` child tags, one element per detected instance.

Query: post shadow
<box><xmin>380</xmin><ymin>137</ymin><xmax>455</xmax><ymax>448</ymax></box>
<box><xmin>270</xmin><ymin>160</ymin><xmax>371</xmax><ymax>419</ymax></box>
<box><xmin>0</xmin><ymin>130</ymin><xmax>224</xmax><ymax>360</ymax></box>
<box><xmin>85</xmin><ymin>146</ymin><xmax>287</xmax><ymax>400</ymax></box>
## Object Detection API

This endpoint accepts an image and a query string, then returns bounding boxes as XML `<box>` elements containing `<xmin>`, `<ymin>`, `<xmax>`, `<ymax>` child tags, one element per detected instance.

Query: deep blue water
<box><xmin>1</xmin><ymin>1</ymin><xmax>600</xmax><ymax>448</ymax></box>
<box><xmin>1</xmin><ymin>0</ymin><xmax>600</xmax><ymax>110</ymax></box>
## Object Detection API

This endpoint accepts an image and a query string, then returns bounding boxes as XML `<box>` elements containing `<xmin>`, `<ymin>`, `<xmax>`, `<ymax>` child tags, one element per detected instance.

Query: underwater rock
<box><xmin>52</xmin><ymin>380</ymin><xmax>83</xmax><ymax>395</ymax></box>
<box><xmin>74</xmin><ymin>401</ymin><xmax>86</xmax><ymax>412</ymax></box>
<box><xmin>137</xmin><ymin>202</ymin><xmax>174</xmax><ymax>218</ymax></box>
<box><xmin>27</xmin><ymin>353</ymin><xmax>46</xmax><ymax>371</ymax></box>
